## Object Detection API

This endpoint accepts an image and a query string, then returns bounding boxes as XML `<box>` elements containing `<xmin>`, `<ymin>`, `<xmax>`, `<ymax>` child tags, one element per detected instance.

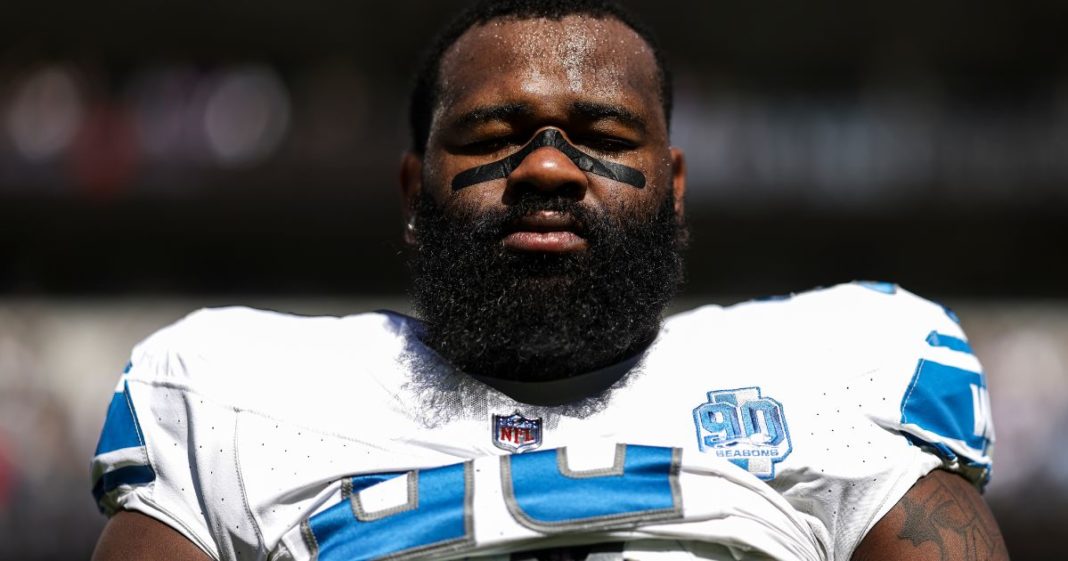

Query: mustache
<box><xmin>460</xmin><ymin>194</ymin><xmax>602</xmax><ymax>240</ymax></box>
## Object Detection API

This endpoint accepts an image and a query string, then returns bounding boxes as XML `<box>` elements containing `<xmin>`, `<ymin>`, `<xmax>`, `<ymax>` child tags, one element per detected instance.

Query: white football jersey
<box><xmin>91</xmin><ymin>282</ymin><xmax>994</xmax><ymax>561</ymax></box>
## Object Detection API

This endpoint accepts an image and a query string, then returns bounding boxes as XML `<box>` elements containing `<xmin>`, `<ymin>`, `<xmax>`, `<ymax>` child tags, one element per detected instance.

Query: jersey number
<box><xmin>304</xmin><ymin>444</ymin><xmax>681</xmax><ymax>561</ymax></box>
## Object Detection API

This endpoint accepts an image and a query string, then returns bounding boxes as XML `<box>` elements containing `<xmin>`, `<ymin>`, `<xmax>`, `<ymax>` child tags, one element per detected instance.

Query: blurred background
<box><xmin>1</xmin><ymin>0</ymin><xmax>1066</xmax><ymax>558</ymax></box>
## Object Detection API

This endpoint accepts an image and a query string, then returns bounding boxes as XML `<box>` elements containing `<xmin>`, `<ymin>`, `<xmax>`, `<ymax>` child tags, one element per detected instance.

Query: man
<box><xmin>91</xmin><ymin>1</ymin><xmax>1008</xmax><ymax>560</ymax></box>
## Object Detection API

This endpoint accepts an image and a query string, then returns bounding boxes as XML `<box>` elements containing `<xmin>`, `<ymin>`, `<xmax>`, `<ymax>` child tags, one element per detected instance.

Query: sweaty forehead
<box><xmin>436</xmin><ymin>15</ymin><xmax>661</xmax><ymax>121</ymax></box>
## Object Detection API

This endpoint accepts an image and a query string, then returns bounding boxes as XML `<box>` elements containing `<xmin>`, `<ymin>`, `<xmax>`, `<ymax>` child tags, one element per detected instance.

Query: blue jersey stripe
<box><xmin>94</xmin><ymin>381</ymin><xmax>147</xmax><ymax>456</ymax></box>
<box><xmin>925</xmin><ymin>330</ymin><xmax>974</xmax><ymax>355</ymax></box>
<box><xmin>854</xmin><ymin>280</ymin><xmax>897</xmax><ymax>294</ymax></box>
<box><xmin>92</xmin><ymin>464</ymin><xmax>156</xmax><ymax>508</ymax></box>
<box><xmin>901</xmin><ymin>360</ymin><xmax>988</xmax><ymax>452</ymax></box>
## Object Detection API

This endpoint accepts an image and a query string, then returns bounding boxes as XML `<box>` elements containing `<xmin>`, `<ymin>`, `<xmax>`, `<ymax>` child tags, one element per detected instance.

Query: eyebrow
<box><xmin>448</xmin><ymin>103</ymin><xmax>534</xmax><ymax>130</ymax></box>
<box><xmin>445</xmin><ymin>100</ymin><xmax>648</xmax><ymax>133</ymax></box>
<box><xmin>571</xmin><ymin>101</ymin><xmax>648</xmax><ymax>133</ymax></box>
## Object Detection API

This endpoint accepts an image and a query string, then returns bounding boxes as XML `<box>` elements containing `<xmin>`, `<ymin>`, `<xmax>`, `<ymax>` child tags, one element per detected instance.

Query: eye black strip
<box><xmin>451</xmin><ymin>129</ymin><xmax>646</xmax><ymax>191</ymax></box>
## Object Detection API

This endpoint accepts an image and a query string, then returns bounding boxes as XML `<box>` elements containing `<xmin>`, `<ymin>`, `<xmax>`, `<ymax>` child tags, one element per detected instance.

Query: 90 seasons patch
<box><xmin>492</xmin><ymin>411</ymin><xmax>543</xmax><ymax>453</ymax></box>
<box><xmin>692</xmin><ymin>387</ymin><xmax>793</xmax><ymax>479</ymax></box>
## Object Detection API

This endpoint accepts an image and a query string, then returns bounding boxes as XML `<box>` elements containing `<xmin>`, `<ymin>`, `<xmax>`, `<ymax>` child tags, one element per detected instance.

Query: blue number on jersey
<box><xmin>502</xmin><ymin>444</ymin><xmax>682</xmax><ymax>531</ymax></box>
<box><xmin>901</xmin><ymin>359</ymin><xmax>990</xmax><ymax>453</ymax></box>
<box><xmin>901</xmin><ymin>332</ymin><xmax>991</xmax><ymax>455</ymax></box>
<box><xmin>305</xmin><ymin>462</ymin><xmax>473</xmax><ymax>561</ymax></box>
<box><xmin>304</xmin><ymin>445</ymin><xmax>682</xmax><ymax>560</ymax></box>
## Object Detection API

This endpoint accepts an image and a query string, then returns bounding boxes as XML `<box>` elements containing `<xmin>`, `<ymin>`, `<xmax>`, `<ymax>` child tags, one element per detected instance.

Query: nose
<box><xmin>505</xmin><ymin>144</ymin><xmax>588</xmax><ymax>200</ymax></box>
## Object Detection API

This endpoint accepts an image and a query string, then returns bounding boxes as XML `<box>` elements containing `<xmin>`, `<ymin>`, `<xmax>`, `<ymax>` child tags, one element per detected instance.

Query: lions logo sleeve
<box><xmin>677</xmin><ymin>282</ymin><xmax>997</xmax><ymax>561</ymax></box>
<box><xmin>817</xmin><ymin>282</ymin><xmax>996</xmax><ymax>559</ymax></box>
<box><xmin>90</xmin><ymin>315</ymin><xmax>220</xmax><ymax>559</ymax></box>
<box><xmin>861</xmin><ymin>283</ymin><xmax>994</xmax><ymax>485</ymax></box>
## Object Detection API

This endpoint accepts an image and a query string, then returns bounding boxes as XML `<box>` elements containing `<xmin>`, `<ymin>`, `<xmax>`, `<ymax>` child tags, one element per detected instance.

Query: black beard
<box><xmin>409</xmin><ymin>190</ymin><xmax>685</xmax><ymax>381</ymax></box>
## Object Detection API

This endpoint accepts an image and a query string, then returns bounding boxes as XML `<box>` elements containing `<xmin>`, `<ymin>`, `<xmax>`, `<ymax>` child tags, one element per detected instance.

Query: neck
<box><xmin>468</xmin><ymin>347</ymin><xmax>649</xmax><ymax>406</ymax></box>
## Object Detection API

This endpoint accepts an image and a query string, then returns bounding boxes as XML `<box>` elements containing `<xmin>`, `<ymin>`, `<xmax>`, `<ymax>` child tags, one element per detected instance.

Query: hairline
<box><xmin>412</xmin><ymin>11</ymin><xmax>671</xmax><ymax>154</ymax></box>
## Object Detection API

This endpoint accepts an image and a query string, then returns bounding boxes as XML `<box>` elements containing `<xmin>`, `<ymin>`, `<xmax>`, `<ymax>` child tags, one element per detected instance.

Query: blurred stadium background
<box><xmin>1</xmin><ymin>1</ymin><xmax>1066</xmax><ymax>558</ymax></box>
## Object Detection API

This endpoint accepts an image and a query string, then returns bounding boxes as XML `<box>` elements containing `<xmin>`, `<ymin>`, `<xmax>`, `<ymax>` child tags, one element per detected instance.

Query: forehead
<box><xmin>436</xmin><ymin>15</ymin><xmax>661</xmax><ymax>121</ymax></box>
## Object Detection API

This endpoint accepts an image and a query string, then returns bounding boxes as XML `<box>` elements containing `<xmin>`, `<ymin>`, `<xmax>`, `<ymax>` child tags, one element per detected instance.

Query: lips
<box><xmin>502</xmin><ymin>211</ymin><xmax>588</xmax><ymax>253</ymax></box>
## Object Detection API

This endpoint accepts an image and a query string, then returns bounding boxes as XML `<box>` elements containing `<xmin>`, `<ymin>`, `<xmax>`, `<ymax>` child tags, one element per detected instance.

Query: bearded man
<box><xmin>90</xmin><ymin>1</ymin><xmax>1007</xmax><ymax>560</ymax></box>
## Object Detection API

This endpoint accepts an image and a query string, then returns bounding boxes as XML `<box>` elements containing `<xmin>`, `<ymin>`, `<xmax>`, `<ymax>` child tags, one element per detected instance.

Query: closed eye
<box><xmin>574</xmin><ymin>136</ymin><xmax>637</xmax><ymax>154</ymax></box>
<box><xmin>461</xmin><ymin>136</ymin><xmax>520</xmax><ymax>155</ymax></box>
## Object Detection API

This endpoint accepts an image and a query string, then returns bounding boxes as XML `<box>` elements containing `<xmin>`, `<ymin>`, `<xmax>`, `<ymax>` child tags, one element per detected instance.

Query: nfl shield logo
<box><xmin>492</xmin><ymin>411</ymin><xmax>543</xmax><ymax>453</ymax></box>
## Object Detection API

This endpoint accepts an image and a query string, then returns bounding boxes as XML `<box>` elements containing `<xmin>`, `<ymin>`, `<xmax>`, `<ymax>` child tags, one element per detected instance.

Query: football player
<box><xmin>91</xmin><ymin>1</ymin><xmax>1008</xmax><ymax>560</ymax></box>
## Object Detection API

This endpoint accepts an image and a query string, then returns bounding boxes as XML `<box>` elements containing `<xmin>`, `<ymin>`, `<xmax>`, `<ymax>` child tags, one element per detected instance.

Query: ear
<box><xmin>399</xmin><ymin>151</ymin><xmax>423</xmax><ymax>246</ymax></box>
<box><xmin>669</xmin><ymin>146</ymin><xmax>687</xmax><ymax>222</ymax></box>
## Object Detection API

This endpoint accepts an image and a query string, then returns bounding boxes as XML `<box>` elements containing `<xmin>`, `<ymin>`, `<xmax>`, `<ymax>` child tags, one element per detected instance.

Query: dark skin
<box><xmin>854</xmin><ymin>470</ymin><xmax>1009</xmax><ymax>561</ymax></box>
<box><xmin>399</xmin><ymin>16</ymin><xmax>687</xmax><ymax>252</ymax></box>
<box><xmin>92</xmin><ymin>16</ymin><xmax>1008</xmax><ymax>561</ymax></box>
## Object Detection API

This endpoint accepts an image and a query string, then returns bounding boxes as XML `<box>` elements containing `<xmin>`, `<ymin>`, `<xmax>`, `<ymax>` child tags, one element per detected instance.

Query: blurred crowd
<box><xmin>0</xmin><ymin>62</ymin><xmax>378</xmax><ymax>199</ymax></box>
<box><xmin>2</xmin><ymin>60</ymin><xmax>1067</xmax><ymax>208</ymax></box>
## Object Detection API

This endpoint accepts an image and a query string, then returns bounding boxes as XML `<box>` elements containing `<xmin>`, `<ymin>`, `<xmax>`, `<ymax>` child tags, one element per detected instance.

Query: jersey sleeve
<box><xmin>862</xmin><ymin>283</ymin><xmax>994</xmax><ymax>488</ymax></box>
<box><xmin>90</xmin><ymin>318</ymin><xmax>220</xmax><ymax>559</ymax></box>
<box><xmin>802</xmin><ymin>282</ymin><xmax>997</xmax><ymax>561</ymax></box>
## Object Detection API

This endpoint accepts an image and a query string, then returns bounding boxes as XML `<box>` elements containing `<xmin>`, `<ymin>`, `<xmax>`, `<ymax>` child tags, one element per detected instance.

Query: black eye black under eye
<box><xmin>451</xmin><ymin>129</ymin><xmax>646</xmax><ymax>190</ymax></box>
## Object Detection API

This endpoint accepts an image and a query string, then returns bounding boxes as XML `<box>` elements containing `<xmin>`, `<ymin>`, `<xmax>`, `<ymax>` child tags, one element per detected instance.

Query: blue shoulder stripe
<box><xmin>854</xmin><ymin>280</ymin><xmax>897</xmax><ymax>294</ymax></box>
<box><xmin>901</xmin><ymin>359</ymin><xmax>990</xmax><ymax>453</ymax></box>
<box><xmin>94</xmin><ymin>380</ymin><xmax>147</xmax><ymax>456</ymax></box>
<box><xmin>926</xmin><ymin>330</ymin><xmax>974</xmax><ymax>355</ymax></box>
<box><xmin>92</xmin><ymin>464</ymin><xmax>157</xmax><ymax>510</ymax></box>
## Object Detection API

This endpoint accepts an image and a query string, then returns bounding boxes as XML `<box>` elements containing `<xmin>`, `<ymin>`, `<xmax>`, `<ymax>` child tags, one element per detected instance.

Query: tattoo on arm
<box><xmin>853</xmin><ymin>470</ymin><xmax>1009</xmax><ymax>561</ymax></box>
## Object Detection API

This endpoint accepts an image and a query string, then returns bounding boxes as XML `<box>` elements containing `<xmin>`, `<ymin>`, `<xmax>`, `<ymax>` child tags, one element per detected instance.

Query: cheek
<box><xmin>426</xmin><ymin>162</ymin><xmax>505</xmax><ymax>215</ymax></box>
<box><xmin>424</xmin><ymin>154</ymin><xmax>489</xmax><ymax>205</ymax></box>
<box><xmin>587</xmin><ymin>185</ymin><xmax>655</xmax><ymax>225</ymax></box>
<box><xmin>649</xmin><ymin>150</ymin><xmax>676</xmax><ymax>189</ymax></box>
<box><xmin>455</xmin><ymin>185</ymin><xmax>508</xmax><ymax>214</ymax></box>
<box><xmin>593</xmin><ymin>152</ymin><xmax>674</xmax><ymax>215</ymax></box>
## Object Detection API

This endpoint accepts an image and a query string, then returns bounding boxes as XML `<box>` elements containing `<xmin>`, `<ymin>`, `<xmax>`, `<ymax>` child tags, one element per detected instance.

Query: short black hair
<box><xmin>408</xmin><ymin>0</ymin><xmax>673</xmax><ymax>153</ymax></box>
